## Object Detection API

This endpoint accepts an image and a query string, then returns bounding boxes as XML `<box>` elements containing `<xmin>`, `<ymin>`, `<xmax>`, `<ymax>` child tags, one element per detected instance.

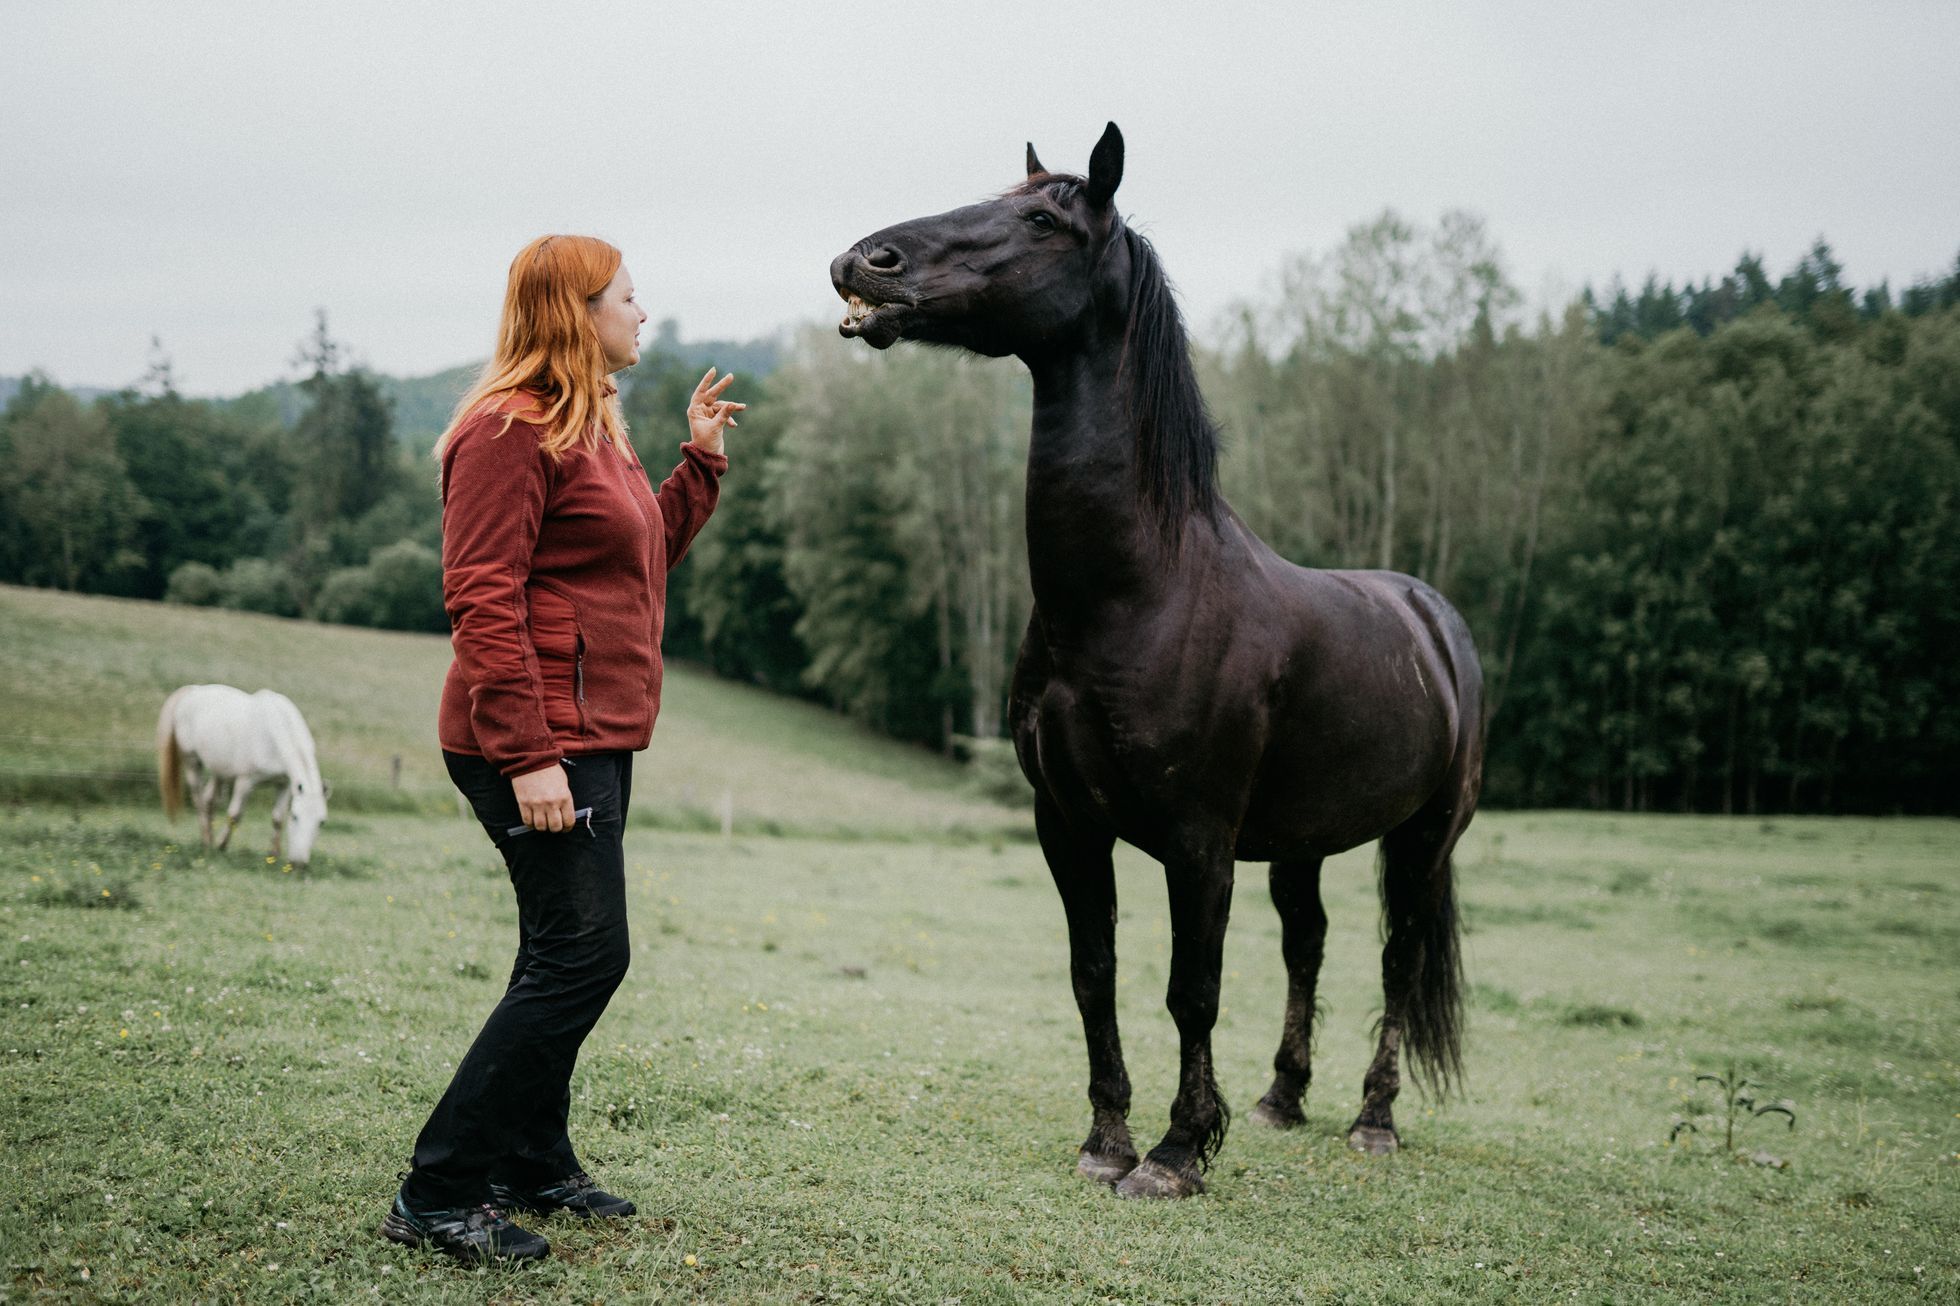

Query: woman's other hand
<box><xmin>512</xmin><ymin>763</ymin><xmax>576</xmax><ymax>832</ymax></box>
<box><xmin>686</xmin><ymin>367</ymin><xmax>744</xmax><ymax>455</ymax></box>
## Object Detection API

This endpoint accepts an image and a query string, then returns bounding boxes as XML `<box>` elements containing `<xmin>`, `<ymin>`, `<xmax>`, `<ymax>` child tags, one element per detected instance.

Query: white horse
<box><xmin>157</xmin><ymin>684</ymin><xmax>329</xmax><ymax>866</ymax></box>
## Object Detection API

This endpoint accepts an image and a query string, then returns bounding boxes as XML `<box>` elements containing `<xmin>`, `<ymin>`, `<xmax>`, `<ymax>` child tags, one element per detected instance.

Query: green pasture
<box><xmin>0</xmin><ymin>585</ymin><xmax>1021</xmax><ymax>841</ymax></box>
<box><xmin>1</xmin><ymin>587</ymin><xmax>1956</xmax><ymax>1302</ymax></box>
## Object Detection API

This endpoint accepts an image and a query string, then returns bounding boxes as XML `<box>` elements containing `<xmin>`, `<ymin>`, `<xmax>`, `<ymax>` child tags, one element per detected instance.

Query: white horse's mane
<box><xmin>254</xmin><ymin>690</ymin><xmax>324</xmax><ymax>800</ymax></box>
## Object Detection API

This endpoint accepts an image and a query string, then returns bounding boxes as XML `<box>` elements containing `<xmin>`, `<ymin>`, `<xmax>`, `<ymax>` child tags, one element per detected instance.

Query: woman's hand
<box><xmin>512</xmin><ymin>763</ymin><xmax>575</xmax><ymax>832</ymax></box>
<box><xmin>686</xmin><ymin>367</ymin><xmax>745</xmax><ymax>455</ymax></box>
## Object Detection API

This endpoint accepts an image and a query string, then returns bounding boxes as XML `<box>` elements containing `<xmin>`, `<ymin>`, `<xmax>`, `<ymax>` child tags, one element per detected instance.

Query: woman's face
<box><xmin>589</xmin><ymin>265</ymin><xmax>647</xmax><ymax>373</ymax></box>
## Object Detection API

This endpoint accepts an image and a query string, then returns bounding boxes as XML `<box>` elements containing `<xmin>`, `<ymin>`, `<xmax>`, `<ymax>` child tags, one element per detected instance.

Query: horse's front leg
<box><xmin>1035</xmin><ymin>795</ymin><xmax>1135</xmax><ymax>1185</ymax></box>
<box><xmin>218</xmin><ymin>776</ymin><xmax>256</xmax><ymax>851</ymax></box>
<box><xmin>270</xmin><ymin>785</ymin><xmax>292</xmax><ymax>859</ymax></box>
<box><xmin>1117</xmin><ymin>842</ymin><xmax>1235</xmax><ymax>1199</ymax></box>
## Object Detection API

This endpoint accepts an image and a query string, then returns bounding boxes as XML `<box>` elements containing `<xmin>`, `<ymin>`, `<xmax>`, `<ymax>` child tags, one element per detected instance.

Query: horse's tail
<box><xmin>157</xmin><ymin>686</ymin><xmax>189</xmax><ymax>820</ymax></box>
<box><xmin>1379</xmin><ymin>837</ymin><xmax>1466</xmax><ymax>1099</ymax></box>
<box><xmin>1380</xmin><ymin>584</ymin><xmax>1481</xmax><ymax>1099</ymax></box>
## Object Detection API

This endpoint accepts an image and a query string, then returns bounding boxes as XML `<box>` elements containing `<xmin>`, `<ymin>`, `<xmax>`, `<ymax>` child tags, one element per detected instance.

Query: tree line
<box><xmin>3</xmin><ymin>230</ymin><xmax>1956</xmax><ymax>813</ymax></box>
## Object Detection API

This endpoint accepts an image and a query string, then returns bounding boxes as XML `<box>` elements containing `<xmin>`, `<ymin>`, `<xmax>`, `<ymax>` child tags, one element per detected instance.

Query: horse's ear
<box><xmin>1086</xmin><ymin>121</ymin><xmax>1124</xmax><ymax>208</ymax></box>
<box><xmin>1026</xmin><ymin>142</ymin><xmax>1045</xmax><ymax>177</ymax></box>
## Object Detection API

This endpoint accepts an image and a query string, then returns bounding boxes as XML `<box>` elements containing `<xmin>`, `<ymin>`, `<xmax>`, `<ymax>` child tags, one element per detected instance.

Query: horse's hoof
<box><xmin>1249</xmin><ymin>1097</ymin><xmax>1305</xmax><ymax>1130</ymax></box>
<box><xmin>1346</xmin><ymin>1124</ymin><xmax>1400</xmax><ymax>1155</ymax></box>
<box><xmin>1113</xmin><ymin>1159</ymin><xmax>1205</xmax><ymax>1200</ymax></box>
<box><xmin>1076</xmin><ymin>1150</ymin><xmax>1137</xmax><ymax>1186</ymax></box>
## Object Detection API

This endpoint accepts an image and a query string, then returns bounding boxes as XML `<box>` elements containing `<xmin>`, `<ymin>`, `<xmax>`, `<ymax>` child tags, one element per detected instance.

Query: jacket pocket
<box><xmin>527</xmin><ymin>580</ymin><xmax>591</xmax><ymax>738</ymax></box>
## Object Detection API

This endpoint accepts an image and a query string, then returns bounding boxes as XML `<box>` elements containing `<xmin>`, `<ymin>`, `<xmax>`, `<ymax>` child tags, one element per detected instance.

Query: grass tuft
<box><xmin>1561</xmin><ymin>1003</ymin><xmax>1643</xmax><ymax>1028</ymax></box>
<box><xmin>31</xmin><ymin>872</ymin><xmax>142</xmax><ymax>911</ymax></box>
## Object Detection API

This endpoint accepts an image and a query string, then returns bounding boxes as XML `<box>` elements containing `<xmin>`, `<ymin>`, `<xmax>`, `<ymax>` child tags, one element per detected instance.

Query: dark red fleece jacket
<box><xmin>437</xmin><ymin>394</ymin><xmax>726</xmax><ymax>776</ymax></box>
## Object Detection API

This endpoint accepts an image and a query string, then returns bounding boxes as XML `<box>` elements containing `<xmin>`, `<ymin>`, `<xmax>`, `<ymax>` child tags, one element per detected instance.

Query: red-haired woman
<box><xmin>382</xmin><ymin>235</ymin><xmax>742</xmax><ymax>1264</ymax></box>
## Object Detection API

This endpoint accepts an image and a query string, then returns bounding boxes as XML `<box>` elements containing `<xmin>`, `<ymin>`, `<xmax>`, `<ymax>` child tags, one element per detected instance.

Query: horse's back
<box><xmin>172</xmin><ymin>684</ymin><xmax>254</xmax><ymax>742</ymax></box>
<box><xmin>171</xmin><ymin>684</ymin><xmax>288</xmax><ymax>777</ymax></box>
<box><xmin>1246</xmin><ymin>555</ymin><xmax>1474</xmax><ymax>695</ymax></box>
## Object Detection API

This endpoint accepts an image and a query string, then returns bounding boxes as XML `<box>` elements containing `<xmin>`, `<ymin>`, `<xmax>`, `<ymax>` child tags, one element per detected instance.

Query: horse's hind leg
<box><xmin>1035</xmin><ymin>796</ymin><xmax>1136</xmax><ymax>1185</ymax></box>
<box><xmin>1117</xmin><ymin>840</ymin><xmax>1235</xmax><ymax>1200</ymax></box>
<box><xmin>1251</xmin><ymin>857</ymin><xmax>1326</xmax><ymax>1129</ymax></box>
<box><xmin>1349</xmin><ymin>806</ymin><xmax>1469</xmax><ymax>1155</ymax></box>
<box><xmin>193</xmin><ymin>764</ymin><xmax>218</xmax><ymax>849</ymax></box>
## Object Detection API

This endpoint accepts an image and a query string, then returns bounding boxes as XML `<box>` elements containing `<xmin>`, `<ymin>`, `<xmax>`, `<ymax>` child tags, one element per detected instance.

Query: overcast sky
<box><xmin>4</xmin><ymin>1</ymin><xmax>1957</xmax><ymax>396</ymax></box>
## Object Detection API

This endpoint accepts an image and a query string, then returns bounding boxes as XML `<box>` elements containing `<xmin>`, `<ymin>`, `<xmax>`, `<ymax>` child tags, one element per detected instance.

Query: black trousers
<box><xmin>402</xmin><ymin>750</ymin><xmax>633</xmax><ymax>1208</ymax></box>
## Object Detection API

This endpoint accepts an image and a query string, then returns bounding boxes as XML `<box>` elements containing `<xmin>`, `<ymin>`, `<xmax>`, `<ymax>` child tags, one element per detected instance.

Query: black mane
<box><xmin>1115</xmin><ymin>225</ymin><xmax>1220</xmax><ymax>550</ymax></box>
<box><xmin>1004</xmin><ymin>173</ymin><xmax>1083</xmax><ymax>203</ymax></box>
<box><xmin>999</xmin><ymin>175</ymin><xmax>1220</xmax><ymax>546</ymax></box>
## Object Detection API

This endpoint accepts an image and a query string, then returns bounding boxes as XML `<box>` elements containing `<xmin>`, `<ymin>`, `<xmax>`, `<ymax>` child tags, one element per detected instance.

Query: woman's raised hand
<box><xmin>686</xmin><ymin>368</ymin><xmax>745</xmax><ymax>455</ymax></box>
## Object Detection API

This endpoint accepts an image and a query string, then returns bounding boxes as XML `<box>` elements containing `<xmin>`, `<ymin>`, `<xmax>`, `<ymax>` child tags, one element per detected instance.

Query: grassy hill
<box><xmin>0</xmin><ymin>584</ymin><xmax>1025</xmax><ymax>841</ymax></box>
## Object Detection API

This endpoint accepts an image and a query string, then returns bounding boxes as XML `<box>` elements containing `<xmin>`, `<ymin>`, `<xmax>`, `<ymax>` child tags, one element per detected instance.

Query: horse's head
<box><xmin>832</xmin><ymin>122</ymin><xmax>1129</xmax><ymax>359</ymax></box>
<box><xmin>286</xmin><ymin>775</ymin><xmax>328</xmax><ymax>866</ymax></box>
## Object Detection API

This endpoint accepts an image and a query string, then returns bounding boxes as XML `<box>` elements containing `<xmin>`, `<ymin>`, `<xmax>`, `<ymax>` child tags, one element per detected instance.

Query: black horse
<box><xmin>832</xmin><ymin>123</ymin><xmax>1484</xmax><ymax>1199</ymax></box>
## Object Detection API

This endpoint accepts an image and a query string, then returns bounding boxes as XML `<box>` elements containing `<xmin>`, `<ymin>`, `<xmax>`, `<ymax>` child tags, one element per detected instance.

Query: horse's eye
<box><xmin>1028</xmin><ymin>212</ymin><xmax>1056</xmax><ymax>233</ymax></box>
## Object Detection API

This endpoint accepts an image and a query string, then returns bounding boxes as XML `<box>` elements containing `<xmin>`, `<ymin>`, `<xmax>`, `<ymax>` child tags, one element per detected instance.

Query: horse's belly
<box><xmin>1236</xmin><ymin>720</ymin><xmax>1452</xmax><ymax>857</ymax></box>
<box><xmin>1235</xmin><ymin>786</ymin><xmax>1427</xmax><ymax>860</ymax></box>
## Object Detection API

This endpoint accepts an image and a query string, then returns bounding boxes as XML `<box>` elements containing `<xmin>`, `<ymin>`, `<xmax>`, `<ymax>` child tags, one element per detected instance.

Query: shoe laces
<box><xmin>467</xmin><ymin>1202</ymin><xmax>514</xmax><ymax>1231</ymax></box>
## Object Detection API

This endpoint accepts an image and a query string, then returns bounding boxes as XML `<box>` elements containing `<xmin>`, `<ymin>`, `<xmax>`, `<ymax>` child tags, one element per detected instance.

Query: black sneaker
<box><xmin>379</xmin><ymin>1191</ymin><xmax>550</xmax><ymax>1264</ymax></box>
<box><xmin>489</xmin><ymin>1171</ymin><xmax>637</xmax><ymax>1219</ymax></box>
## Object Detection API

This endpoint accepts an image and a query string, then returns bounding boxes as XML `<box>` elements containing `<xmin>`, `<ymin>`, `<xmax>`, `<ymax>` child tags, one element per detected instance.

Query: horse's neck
<box><xmin>263</xmin><ymin>701</ymin><xmax>321</xmax><ymax>790</ymax></box>
<box><xmin>1024</xmin><ymin>350</ymin><xmax>1176</xmax><ymax>616</ymax></box>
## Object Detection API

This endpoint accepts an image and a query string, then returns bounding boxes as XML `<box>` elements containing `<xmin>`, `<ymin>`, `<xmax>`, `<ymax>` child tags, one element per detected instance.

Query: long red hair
<box><xmin>434</xmin><ymin>234</ymin><xmax>630</xmax><ymax>461</ymax></box>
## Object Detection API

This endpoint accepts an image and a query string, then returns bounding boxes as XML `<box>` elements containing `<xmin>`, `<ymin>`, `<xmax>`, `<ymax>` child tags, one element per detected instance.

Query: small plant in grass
<box><xmin>1669</xmin><ymin>1060</ymin><xmax>1796</xmax><ymax>1163</ymax></box>
<box><xmin>1838</xmin><ymin>1095</ymin><xmax>1898</xmax><ymax>1207</ymax></box>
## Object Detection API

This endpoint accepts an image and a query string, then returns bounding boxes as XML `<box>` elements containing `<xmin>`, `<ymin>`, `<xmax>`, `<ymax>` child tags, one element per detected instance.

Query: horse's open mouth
<box><xmin>840</xmin><ymin>292</ymin><xmax>894</xmax><ymax>334</ymax></box>
<box><xmin>837</xmin><ymin>292</ymin><xmax>904</xmax><ymax>347</ymax></box>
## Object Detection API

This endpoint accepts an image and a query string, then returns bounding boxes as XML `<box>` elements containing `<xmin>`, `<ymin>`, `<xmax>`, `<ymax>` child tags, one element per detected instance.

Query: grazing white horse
<box><xmin>157</xmin><ymin>684</ymin><xmax>329</xmax><ymax>866</ymax></box>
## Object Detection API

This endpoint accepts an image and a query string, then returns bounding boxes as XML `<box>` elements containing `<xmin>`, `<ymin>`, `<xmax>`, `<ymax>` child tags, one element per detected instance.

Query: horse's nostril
<box><xmin>866</xmin><ymin>245</ymin><xmax>905</xmax><ymax>273</ymax></box>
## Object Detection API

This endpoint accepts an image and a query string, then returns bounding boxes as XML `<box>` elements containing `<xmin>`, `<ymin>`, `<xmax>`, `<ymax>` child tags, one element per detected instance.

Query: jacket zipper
<box><xmin>574</xmin><ymin>631</ymin><xmax>589</xmax><ymax>736</ymax></box>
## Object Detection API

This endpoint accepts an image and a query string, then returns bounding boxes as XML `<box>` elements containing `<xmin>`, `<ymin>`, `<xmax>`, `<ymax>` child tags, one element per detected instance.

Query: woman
<box><xmin>382</xmin><ymin>234</ymin><xmax>742</xmax><ymax>1264</ymax></box>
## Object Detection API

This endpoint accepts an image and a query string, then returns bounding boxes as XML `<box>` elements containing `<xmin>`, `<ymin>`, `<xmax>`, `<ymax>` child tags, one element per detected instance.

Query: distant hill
<box><xmin>0</xmin><ymin>376</ymin><xmax>117</xmax><ymax>410</ymax></box>
<box><xmin>5</xmin><ymin>320</ymin><xmax>784</xmax><ymax>451</ymax></box>
<box><xmin>633</xmin><ymin>317</ymin><xmax>785</xmax><ymax>384</ymax></box>
<box><xmin>222</xmin><ymin>320</ymin><xmax>785</xmax><ymax>450</ymax></box>
<box><xmin>219</xmin><ymin>362</ymin><xmax>482</xmax><ymax>452</ymax></box>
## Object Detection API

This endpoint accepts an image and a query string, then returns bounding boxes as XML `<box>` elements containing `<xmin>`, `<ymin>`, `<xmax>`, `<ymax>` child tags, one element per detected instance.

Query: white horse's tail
<box><xmin>157</xmin><ymin>685</ymin><xmax>191</xmax><ymax>820</ymax></box>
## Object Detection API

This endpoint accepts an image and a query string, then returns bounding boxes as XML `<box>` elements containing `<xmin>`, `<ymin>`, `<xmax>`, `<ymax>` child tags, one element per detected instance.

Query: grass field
<box><xmin>2</xmin><ymin>586</ymin><xmax>1957</xmax><ymax>1302</ymax></box>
